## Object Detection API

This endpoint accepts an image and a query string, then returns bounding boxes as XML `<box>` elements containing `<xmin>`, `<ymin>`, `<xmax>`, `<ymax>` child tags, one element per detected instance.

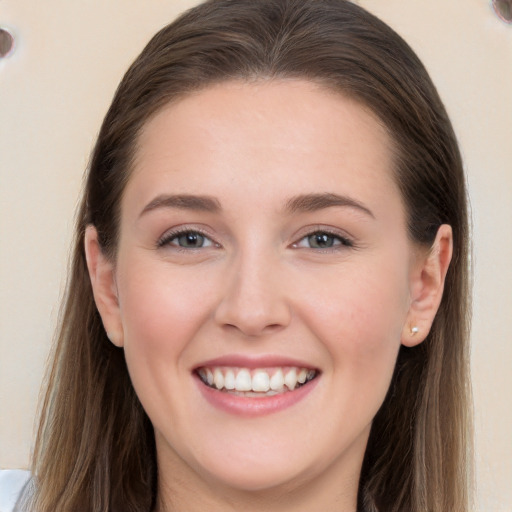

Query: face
<box><xmin>95</xmin><ymin>81</ymin><xmax>425</xmax><ymax>498</ymax></box>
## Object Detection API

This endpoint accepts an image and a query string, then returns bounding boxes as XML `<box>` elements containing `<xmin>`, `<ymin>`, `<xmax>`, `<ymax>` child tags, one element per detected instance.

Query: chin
<box><xmin>197</xmin><ymin>457</ymin><xmax>314</xmax><ymax>494</ymax></box>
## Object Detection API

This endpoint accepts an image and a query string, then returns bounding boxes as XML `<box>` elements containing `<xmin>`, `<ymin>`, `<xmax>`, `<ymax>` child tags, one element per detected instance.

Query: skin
<box><xmin>85</xmin><ymin>80</ymin><xmax>452</xmax><ymax>512</ymax></box>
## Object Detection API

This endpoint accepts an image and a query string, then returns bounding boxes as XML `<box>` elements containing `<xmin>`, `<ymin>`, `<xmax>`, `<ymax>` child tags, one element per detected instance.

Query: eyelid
<box><xmin>156</xmin><ymin>224</ymin><xmax>355</xmax><ymax>251</ymax></box>
<box><xmin>291</xmin><ymin>226</ymin><xmax>355</xmax><ymax>250</ymax></box>
<box><xmin>157</xmin><ymin>225</ymin><xmax>221</xmax><ymax>249</ymax></box>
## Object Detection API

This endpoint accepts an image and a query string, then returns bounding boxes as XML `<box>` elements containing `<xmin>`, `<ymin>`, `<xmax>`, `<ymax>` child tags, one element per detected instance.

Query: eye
<box><xmin>294</xmin><ymin>231</ymin><xmax>353</xmax><ymax>250</ymax></box>
<box><xmin>158</xmin><ymin>229</ymin><xmax>216</xmax><ymax>249</ymax></box>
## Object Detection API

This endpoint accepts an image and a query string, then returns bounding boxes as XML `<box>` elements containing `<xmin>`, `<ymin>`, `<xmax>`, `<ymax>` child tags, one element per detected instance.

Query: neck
<box><xmin>154</xmin><ymin>432</ymin><xmax>366</xmax><ymax>512</ymax></box>
<box><xmin>156</xmin><ymin>473</ymin><xmax>359</xmax><ymax>512</ymax></box>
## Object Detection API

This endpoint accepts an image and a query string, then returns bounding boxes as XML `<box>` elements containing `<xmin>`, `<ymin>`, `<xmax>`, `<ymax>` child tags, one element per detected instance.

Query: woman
<box><xmin>11</xmin><ymin>0</ymin><xmax>472</xmax><ymax>510</ymax></box>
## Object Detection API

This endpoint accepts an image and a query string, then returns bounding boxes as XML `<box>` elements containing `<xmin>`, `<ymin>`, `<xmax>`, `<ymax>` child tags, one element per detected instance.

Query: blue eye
<box><xmin>158</xmin><ymin>230</ymin><xmax>215</xmax><ymax>249</ymax></box>
<box><xmin>295</xmin><ymin>231</ymin><xmax>352</xmax><ymax>249</ymax></box>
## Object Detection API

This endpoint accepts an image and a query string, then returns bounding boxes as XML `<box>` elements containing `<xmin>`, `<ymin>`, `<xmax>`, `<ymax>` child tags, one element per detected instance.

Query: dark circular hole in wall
<box><xmin>493</xmin><ymin>0</ymin><xmax>512</xmax><ymax>23</ymax></box>
<box><xmin>0</xmin><ymin>28</ymin><xmax>15</xmax><ymax>58</ymax></box>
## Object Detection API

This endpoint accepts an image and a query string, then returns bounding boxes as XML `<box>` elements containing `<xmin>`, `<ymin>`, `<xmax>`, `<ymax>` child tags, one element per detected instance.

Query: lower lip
<box><xmin>195</xmin><ymin>374</ymin><xmax>319</xmax><ymax>417</ymax></box>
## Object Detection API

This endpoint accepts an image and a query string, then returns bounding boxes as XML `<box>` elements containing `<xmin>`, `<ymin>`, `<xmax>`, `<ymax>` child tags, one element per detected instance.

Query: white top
<box><xmin>0</xmin><ymin>470</ymin><xmax>30</xmax><ymax>512</ymax></box>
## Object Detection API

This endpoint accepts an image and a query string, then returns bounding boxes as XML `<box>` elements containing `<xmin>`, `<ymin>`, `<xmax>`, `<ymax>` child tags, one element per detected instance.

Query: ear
<box><xmin>401</xmin><ymin>224</ymin><xmax>453</xmax><ymax>347</ymax></box>
<box><xmin>84</xmin><ymin>225</ymin><xmax>124</xmax><ymax>347</ymax></box>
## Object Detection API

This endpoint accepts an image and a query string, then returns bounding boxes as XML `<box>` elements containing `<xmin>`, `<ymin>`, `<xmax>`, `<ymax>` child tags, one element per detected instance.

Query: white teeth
<box><xmin>269</xmin><ymin>369</ymin><xmax>284</xmax><ymax>391</ymax></box>
<box><xmin>252</xmin><ymin>371</ymin><xmax>270</xmax><ymax>392</ymax></box>
<box><xmin>213</xmin><ymin>368</ymin><xmax>224</xmax><ymax>390</ymax></box>
<box><xmin>284</xmin><ymin>368</ymin><xmax>298</xmax><ymax>390</ymax></box>
<box><xmin>198</xmin><ymin>366</ymin><xmax>316</xmax><ymax>394</ymax></box>
<box><xmin>235</xmin><ymin>369</ymin><xmax>252</xmax><ymax>391</ymax></box>
<box><xmin>224</xmin><ymin>369</ymin><xmax>235</xmax><ymax>390</ymax></box>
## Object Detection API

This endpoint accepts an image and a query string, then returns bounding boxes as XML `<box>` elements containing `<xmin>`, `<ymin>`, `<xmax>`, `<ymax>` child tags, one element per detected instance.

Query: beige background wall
<box><xmin>1</xmin><ymin>1</ymin><xmax>511</xmax><ymax>510</ymax></box>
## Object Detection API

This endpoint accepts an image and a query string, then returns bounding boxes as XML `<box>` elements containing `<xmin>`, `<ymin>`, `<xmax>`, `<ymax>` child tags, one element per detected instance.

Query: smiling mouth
<box><xmin>196</xmin><ymin>366</ymin><xmax>318</xmax><ymax>396</ymax></box>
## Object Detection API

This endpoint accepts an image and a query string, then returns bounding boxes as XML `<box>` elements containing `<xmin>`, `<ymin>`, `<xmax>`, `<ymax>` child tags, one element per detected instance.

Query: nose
<box><xmin>214</xmin><ymin>249</ymin><xmax>292</xmax><ymax>337</ymax></box>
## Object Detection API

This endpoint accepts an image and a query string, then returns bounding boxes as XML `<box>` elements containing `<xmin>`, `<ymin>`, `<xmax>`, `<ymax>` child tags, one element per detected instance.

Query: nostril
<box><xmin>266</xmin><ymin>323</ymin><xmax>285</xmax><ymax>331</ymax></box>
<box><xmin>219</xmin><ymin>319</ymin><xmax>287</xmax><ymax>338</ymax></box>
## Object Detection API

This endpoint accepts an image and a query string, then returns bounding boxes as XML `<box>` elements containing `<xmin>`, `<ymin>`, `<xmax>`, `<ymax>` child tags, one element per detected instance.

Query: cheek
<box><xmin>114</xmin><ymin>260</ymin><xmax>221</xmax><ymax>430</ymax></box>
<box><xmin>298</xmin><ymin>261</ymin><xmax>409</xmax><ymax>389</ymax></box>
<box><xmin>119</xmin><ymin>258</ymin><xmax>208</xmax><ymax>331</ymax></box>
<box><xmin>115</xmin><ymin>259</ymin><xmax>219</xmax><ymax>381</ymax></box>
<box><xmin>306</xmin><ymin>261</ymin><xmax>408</xmax><ymax>334</ymax></box>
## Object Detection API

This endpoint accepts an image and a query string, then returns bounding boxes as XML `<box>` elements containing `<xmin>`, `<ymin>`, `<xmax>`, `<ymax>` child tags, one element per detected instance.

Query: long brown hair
<box><xmin>25</xmin><ymin>1</ymin><xmax>472</xmax><ymax>510</ymax></box>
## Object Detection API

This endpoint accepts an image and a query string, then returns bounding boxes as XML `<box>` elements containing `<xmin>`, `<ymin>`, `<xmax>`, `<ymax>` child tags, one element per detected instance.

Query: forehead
<box><xmin>125</xmin><ymin>79</ymin><xmax>402</xmax><ymax>221</ymax></box>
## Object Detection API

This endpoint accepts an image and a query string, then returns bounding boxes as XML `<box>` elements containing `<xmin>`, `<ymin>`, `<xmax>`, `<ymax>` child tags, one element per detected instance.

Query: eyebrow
<box><xmin>139</xmin><ymin>194</ymin><xmax>222</xmax><ymax>217</ymax></box>
<box><xmin>139</xmin><ymin>192</ymin><xmax>374</xmax><ymax>218</ymax></box>
<box><xmin>284</xmin><ymin>193</ymin><xmax>374</xmax><ymax>218</ymax></box>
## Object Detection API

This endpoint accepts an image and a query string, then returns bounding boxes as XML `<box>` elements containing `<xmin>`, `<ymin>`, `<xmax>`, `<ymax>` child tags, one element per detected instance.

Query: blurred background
<box><xmin>1</xmin><ymin>0</ymin><xmax>511</xmax><ymax>509</ymax></box>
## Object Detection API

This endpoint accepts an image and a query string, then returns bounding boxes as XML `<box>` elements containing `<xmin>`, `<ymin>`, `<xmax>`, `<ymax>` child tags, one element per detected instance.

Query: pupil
<box><xmin>311</xmin><ymin>233</ymin><xmax>333</xmax><ymax>248</ymax></box>
<box><xmin>180</xmin><ymin>232</ymin><xmax>203</xmax><ymax>247</ymax></box>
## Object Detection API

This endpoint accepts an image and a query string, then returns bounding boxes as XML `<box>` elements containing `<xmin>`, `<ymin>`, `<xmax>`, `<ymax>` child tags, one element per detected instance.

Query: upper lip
<box><xmin>193</xmin><ymin>354</ymin><xmax>318</xmax><ymax>371</ymax></box>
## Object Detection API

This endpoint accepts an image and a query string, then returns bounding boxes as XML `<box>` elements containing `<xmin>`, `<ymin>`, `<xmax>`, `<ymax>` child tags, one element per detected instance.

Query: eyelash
<box><xmin>293</xmin><ymin>230</ymin><xmax>354</xmax><ymax>251</ymax></box>
<box><xmin>157</xmin><ymin>228</ymin><xmax>218</xmax><ymax>250</ymax></box>
<box><xmin>157</xmin><ymin>227</ymin><xmax>354</xmax><ymax>252</ymax></box>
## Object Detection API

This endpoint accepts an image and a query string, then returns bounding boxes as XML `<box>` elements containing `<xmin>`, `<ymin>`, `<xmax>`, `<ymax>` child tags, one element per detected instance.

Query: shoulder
<box><xmin>0</xmin><ymin>470</ymin><xmax>31</xmax><ymax>512</ymax></box>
